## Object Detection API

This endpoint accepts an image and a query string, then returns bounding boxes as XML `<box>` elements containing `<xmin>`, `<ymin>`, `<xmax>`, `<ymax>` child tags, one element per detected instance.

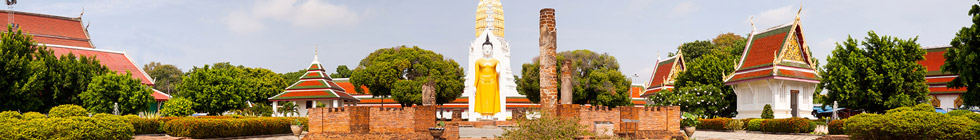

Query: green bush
<box><xmin>499</xmin><ymin>115</ymin><xmax>591</xmax><ymax>140</ymax></box>
<box><xmin>845</xmin><ymin>104</ymin><xmax>979</xmax><ymax>140</ymax></box>
<box><xmin>740</xmin><ymin>118</ymin><xmax>757</xmax><ymax>127</ymax></box>
<box><xmin>22</xmin><ymin>112</ymin><xmax>45</xmax><ymax>120</ymax></box>
<box><xmin>127</xmin><ymin>117</ymin><xmax>161</xmax><ymax>134</ymax></box>
<box><xmin>14</xmin><ymin>116</ymin><xmax>134</xmax><ymax>140</ymax></box>
<box><xmin>160</xmin><ymin>97</ymin><xmax>195</xmax><ymax>117</ymax></box>
<box><xmin>746</xmin><ymin>119</ymin><xmax>764</xmax><ymax>131</ymax></box>
<box><xmin>948</xmin><ymin>110</ymin><xmax>974</xmax><ymax>116</ymax></box>
<box><xmin>0</xmin><ymin>111</ymin><xmax>21</xmax><ymax>119</ymax></box>
<box><xmin>162</xmin><ymin>117</ymin><xmax>292</xmax><ymax>138</ymax></box>
<box><xmin>0</xmin><ymin>118</ymin><xmax>22</xmax><ymax>138</ymax></box>
<box><xmin>697</xmin><ymin>118</ymin><xmax>733</xmax><ymax>130</ymax></box>
<box><xmin>48</xmin><ymin>104</ymin><xmax>88</xmax><ymax>118</ymax></box>
<box><xmin>726</xmin><ymin>119</ymin><xmax>744</xmax><ymax>130</ymax></box>
<box><xmin>759</xmin><ymin>117</ymin><xmax>814</xmax><ymax>133</ymax></box>
<box><xmin>681</xmin><ymin>112</ymin><xmax>700</xmax><ymax>127</ymax></box>
<box><xmin>828</xmin><ymin>120</ymin><xmax>845</xmax><ymax>134</ymax></box>
<box><xmin>762</xmin><ymin>104</ymin><xmax>774</xmax><ymax>119</ymax></box>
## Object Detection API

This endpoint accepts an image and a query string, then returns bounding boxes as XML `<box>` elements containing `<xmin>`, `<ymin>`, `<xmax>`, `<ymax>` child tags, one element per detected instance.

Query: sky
<box><xmin>16</xmin><ymin>0</ymin><xmax>977</xmax><ymax>85</ymax></box>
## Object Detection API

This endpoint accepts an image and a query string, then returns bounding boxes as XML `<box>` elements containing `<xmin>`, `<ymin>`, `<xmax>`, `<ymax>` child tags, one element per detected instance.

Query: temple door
<box><xmin>791</xmin><ymin>90</ymin><xmax>799</xmax><ymax>118</ymax></box>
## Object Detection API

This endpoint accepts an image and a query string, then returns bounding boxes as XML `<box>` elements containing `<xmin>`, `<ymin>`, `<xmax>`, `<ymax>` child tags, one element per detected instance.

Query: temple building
<box><xmin>919</xmin><ymin>45</ymin><xmax>967</xmax><ymax>110</ymax></box>
<box><xmin>641</xmin><ymin>52</ymin><xmax>686</xmax><ymax>100</ymax></box>
<box><xmin>1</xmin><ymin>10</ymin><xmax>171</xmax><ymax>111</ymax></box>
<box><xmin>724</xmin><ymin>12</ymin><xmax>820</xmax><ymax>119</ymax></box>
<box><xmin>269</xmin><ymin>52</ymin><xmax>360</xmax><ymax>117</ymax></box>
<box><xmin>629</xmin><ymin>84</ymin><xmax>647</xmax><ymax>107</ymax></box>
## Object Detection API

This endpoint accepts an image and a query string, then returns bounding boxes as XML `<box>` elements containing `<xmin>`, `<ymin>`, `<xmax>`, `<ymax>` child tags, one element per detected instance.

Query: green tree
<box><xmin>678</xmin><ymin>40</ymin><xmax>715</xmax><ymax>61</ymax></box>
<box><xmin>79</xmin><ymin>72</ymin><xmax>155</xmax><ymax>114</ymax></box>
<box><xmin>280</xmin><ymin>69</ymin><xmax>306</xmax><ymax>85</ymax></box>
<box><xmin>38</xmin><ymin>52</ymin><xmax>109</xmax><ymax>111</ymax></box>
<box><xmin>182</xmin><ymin>63</ymin><xmax>285</xmax><ymax>114</ymax></box>
<box><xmin>762</xmin><ymin>104</ymin><xmax>774</xmax><ymax>119</ymax></box>
<box><xmin>820</xmin><ymin>31</ymin><xmax>928</xmax><ymax>113</ymax></box>
<box><xmin>712</xmin><ymin>32</ymin><xmax>746</xmax><ymax>48</ymax></box>
<box><xmin>330</xmin><ymin>65</ymin><xmax>352</xmax><ymax>78</ymax></box>
<box><xmin>143</xmin><ymin>62</ymin><xmax>183</xmax><ymax>95</ymax></box>
<box><xmin>944</xmin><ymin>1</ymin><xmax>980</xmax><ymax>107</ymax></box>
<box><xmin>242</xmin><ymin>67</ymin><xmax>288</xmax><ymax>104</ymax></box>
<box><xmin>350</xmin><ymin>46</ymin><xmax>465</xmax><ymax>106</ymax></box>
<box><xmin>515</xmin><ymin>50</ymin><xmax>633</xmax><ymax>107</ymax></box>
<box><xmin>0</xmin><ymin>26</ymin><xmax>52</xmax><ymax>112</ymax></box>
<box><xmin>160</xmin><ymin>97</ymin><xmax>195</xmax><ymax>117</ymax></box>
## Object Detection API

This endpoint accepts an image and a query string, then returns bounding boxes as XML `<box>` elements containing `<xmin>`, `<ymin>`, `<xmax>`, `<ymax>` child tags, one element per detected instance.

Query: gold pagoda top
<box><xmin>476</xmin><ymin>0</ymin><xmax>504</xmax><ymax>38</ymax></box>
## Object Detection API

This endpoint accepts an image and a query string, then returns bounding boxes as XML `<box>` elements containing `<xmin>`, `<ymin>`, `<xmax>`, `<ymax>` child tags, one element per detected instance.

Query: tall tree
<box><xmin>678</xmin><ymin>40</ymin><xmax>715</xmax><ymax>61</ymax></box>
<box><xmin>516</xmin><ymin>50</ymin><xmax>633</xmax><ymax>107</ymax></box>
<box><xmin>38</xmin><ymin>51</ymin><xmax>109</xmax><ymax>110</ymax></box>
<box><xmin>78</xmin><ymin>72</ymin><xmax>154</xmax><ymax>114</ymax></box>
<box><xmin>944</xmin><ymin>1</ymin><xmax>980</xmax><ymax>107</ymax></box>
<box><xmin>820</xmin><ymin>31</ymin><xmax>928</xmax><ymax>113</ymax></box>
<box><xmin>177</xmin><ymin>62</ymin><xmax>287</xmax><ymax>115</ymax></box>
<box><xmin>330</xmin><ymin>65</ymin><xmax>352</xmax><ymax>78</ymax></box>
<box><xmin>0</xmin><ymin>26</ymin><xmax>49</xmax><ymax>112</ymax></box>
<box><xmin>350</xmin><ymin>46</ymin><xmax>465</xmax><ymax>106</ymax></box>
<box><xmin>143</xmin><ymin>62</ymin><xmax>183</xmax><ymax>95</ymax></box>
<box><xmin>280</xmin><ymin>69</ymin><xmax>306</xmax><ymax>85</ymax></box>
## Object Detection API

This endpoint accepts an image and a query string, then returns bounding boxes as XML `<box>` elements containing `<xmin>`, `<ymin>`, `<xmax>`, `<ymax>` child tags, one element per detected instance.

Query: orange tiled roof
<box><xmin>726</xmin><ymin>21</ymin><xmax>819</xmax><ymax>84</ymax></box>
<box><xmin>0</xmin><ymin>10</ymin><xmax>92</xmax><ymax>48</ymax></box>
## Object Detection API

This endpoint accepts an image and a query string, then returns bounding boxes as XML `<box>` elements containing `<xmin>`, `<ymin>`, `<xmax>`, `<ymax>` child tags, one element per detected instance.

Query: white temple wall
<box><xmin>936</xmin><ymin>94</ymin><xmax>959</xmax><ymax>111</ymax></box>
<box><xmin>734</xmin><ymin>79</ymin><xmax>815</xmax><ymax>119</ymax></box>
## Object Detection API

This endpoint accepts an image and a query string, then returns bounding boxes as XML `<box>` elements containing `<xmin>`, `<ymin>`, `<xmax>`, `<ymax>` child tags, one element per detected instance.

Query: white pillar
<box><xmin>272</xmin><ymin>101</ymin><xmax>279</xmax><ymax>117</ymax></box>
<box><xmin>333</xmin><ymin>100</ymin><xmax>339</xmax><ymax>108</ymax></box>
<box><xmin>312</xmin><ymin>100</ymin><xmax>317</xmax><ymax>108</ymax></box>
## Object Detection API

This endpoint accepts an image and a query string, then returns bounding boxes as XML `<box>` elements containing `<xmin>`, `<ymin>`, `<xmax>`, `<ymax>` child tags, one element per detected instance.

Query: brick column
<box><xmin>422</xmin><ymin>80</ymin><xmax>436</xmax><ymax>106</ymax></box>
<box><xmin>349</xmin><ymin>106</ymin><xmax>370</xmax><ymax>134</ymax></box>
<box><xmin>560</xmin><ymin>59</ymin><xmax>572</xmax><ymax>104</ymax></box>
<box><xmin>414</xmin><ymin>106</ymin><xmax>436</xmax><ymax>133</ymax></box>
<box><xmin>539</xmin><ymin>8</ymin><xmax>558</xmax><ymax>115</ymax></box>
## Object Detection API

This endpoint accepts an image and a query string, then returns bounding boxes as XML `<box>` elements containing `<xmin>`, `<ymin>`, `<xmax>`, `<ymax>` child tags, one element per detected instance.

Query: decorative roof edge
<box><xmin>0</xmin><ymin>10</ymin><xmax>81</xmax><ymax>21</ymax></box>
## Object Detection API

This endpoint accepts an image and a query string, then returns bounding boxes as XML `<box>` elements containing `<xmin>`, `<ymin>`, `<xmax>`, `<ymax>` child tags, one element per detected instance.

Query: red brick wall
<box><xmin>309</xmin><ymin>107</ymin><xmax>351</xmax><ymax>134</ymax></box>
<box><xmin>577</xmin><ymin>106</ymin><xmax>620</xmax><ymax>132</ymax></box>
<box><xmin>369</xmin><ymin>107</ymin><xmax>415</xmax><ymax>133</ymax></box>
<box><xmin>349</xmin><ymin>106</ymin><xmax>370</xmax><ymax>134</ymax></box>
<box><xmin>414</xmin><ymin>106</ymin><xmax>436</xmax><ymax>133</ymax></box>
<box><xmin>638</xmin><ymin>106</ymin><xmax>681</xmax><ymax>133</ymax></box>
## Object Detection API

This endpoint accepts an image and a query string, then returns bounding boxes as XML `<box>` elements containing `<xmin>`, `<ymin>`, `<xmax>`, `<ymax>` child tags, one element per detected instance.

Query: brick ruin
<box><xmin>558</xmin><ymin>104</ymin><xmax>686</xmax><ymax>139</ymax></box>
<box><xmin>304</xmin><ymin>106</ymin><xmax>459</xmax><ymax>140</ymax></box>
<box><xmin>539</xmin><ymin>8</ymin><xmax>558</xmax><ymax>115</ymax></box>
<box><xmin>561</xmin><ymin>59</ymin><xmax>572</xmax><ymax>104</ymax></box>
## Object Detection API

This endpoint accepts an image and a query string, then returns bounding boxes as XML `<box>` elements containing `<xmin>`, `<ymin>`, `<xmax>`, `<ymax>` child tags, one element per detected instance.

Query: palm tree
<box><xmin>278</xmin><ymin>101</ymin><xmax>299</xmax><ymax>117</ymax></box>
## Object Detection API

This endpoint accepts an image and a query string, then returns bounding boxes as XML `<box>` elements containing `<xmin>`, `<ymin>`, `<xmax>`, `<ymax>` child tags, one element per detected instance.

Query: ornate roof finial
<box><xmin>313</xmin><ymin>44</ymin><xmax>320</xmax><ymax>64</ymax></box>
<box><xmin>796</xmin><ymin>2</ymin><xmax>803</xmax><ymax>22</ymax></box>
<box><xmin>750</xmin><ymin>16</ymin><xmax>756</xmax><ymax>32</ymax></box>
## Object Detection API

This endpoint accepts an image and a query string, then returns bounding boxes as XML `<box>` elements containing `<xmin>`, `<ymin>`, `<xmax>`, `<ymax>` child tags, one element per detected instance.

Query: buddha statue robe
<box><xmin>475</xmin><ymin>58</ymin><xmax>501</xmax><ymax>115</ymax></box>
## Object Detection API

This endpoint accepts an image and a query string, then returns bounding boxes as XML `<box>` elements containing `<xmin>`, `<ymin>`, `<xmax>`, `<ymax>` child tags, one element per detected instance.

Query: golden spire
<box><xmin>795</xmin><ymin>2</ymin><xmax>803</xmax><ymax>22</ymax></box>
<box><xmin>476</xmin><ymin>0</ymin><xmax>505</xmax><ymax>38</ymax></box>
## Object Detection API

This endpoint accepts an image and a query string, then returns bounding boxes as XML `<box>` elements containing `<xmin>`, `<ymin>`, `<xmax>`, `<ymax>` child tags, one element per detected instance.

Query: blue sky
<box><xmin>17</xmin><ymin>0</ymin><xmax>977</xmax><ymax>85</ymax></box>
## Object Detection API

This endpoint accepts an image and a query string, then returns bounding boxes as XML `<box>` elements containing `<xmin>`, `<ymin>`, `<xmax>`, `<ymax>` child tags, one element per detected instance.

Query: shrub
<box><xmin>0</xmin><ymin>118</ymin><xmax>22</xmax><ymax>138</ymax></box>
<box><xmin>162</xmin><ymin>117</ymin><xmax>292</xmax><ymax>138</ymax></box>
<box><xmin>726</xmin><ymin>119</ymin><xmax>744</xmax><ymax>130</ymax></box>
<box><xmin>828</xmin><ymin>120</ymin><xmax>845</xmax><ymax>134</ymax></box>
<box><xmin>746</xmin><ymin>119</ymin><xmax>764</xmax><ymax>131</ymax></box>
<box><xmin>759</xmin><ymin>117</ymin><xmax>814</xmax><ymax>133</ymax></box>
<box><xmin>0</xmin><ymin>111</ymin><xmax>21</xmax><ymax>119</ymax></box>
<box><xmin>16</xmin><ymin>116</ymin><xmax>134</xmax><ymax>140</ymax></box>
<box><xmin>762</xmin><ymin>104</ymin><xmax>774</xmax><ymax>119</ymax></box>
<box><xmin>281</xmin><ymin>117</ymin><xmax>309</xmax><ymax>131</ymax></box>
<box><xmin>740</xmin><ymin>118</ymin><xmax>757</xmax><ymax>127</ymax></box>
<box><xmin>49</xmin><ymin>104</ymin><xmax>89</xmax><ymax>118</ymax></box>
<box><xmin>127</xmin><ymin>117</ymin><xmax>160</xmax><ymax>134</ymax></box>
<box><xmin>681</xmin><ymin>112</ymin><xmax>699</xmax><ymax>127</ymax></box>
<box><xmin>160</xmin><ymin>97</ymin><xmax>195</xmax><ymax>117</ymax></box>
<box><xmin>499</xmin><ymin>115</ymin><xmax>591</xmax><ymax>140</ymax></box>
<box><xmin>845</xmin><ymin>104</ymin><xmax>979</xmax><ymax>140</ymax></box>
<box><xmin>948</xmin><ymin>110</ymin><xmax>974</xmax><ymax>116</ymax></box>
<box><xmin>22</xmin><ymin>112</ymin><xmax>46</xmax><ymax>120</ymax></box>
<box><xmin>697</xmin><ymin>118</ymin><xmax>733</xmax><ymax>130</ymax></box>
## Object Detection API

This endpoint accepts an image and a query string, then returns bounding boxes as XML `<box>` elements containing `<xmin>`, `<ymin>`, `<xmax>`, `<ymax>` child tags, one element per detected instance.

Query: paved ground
<box><xmin>691</xmin><ymin>130</ymin><xmax>822</xmax><ymax>140</ymax></box>
<box><xmin>458</xmin><ymin>126</ymin><xmax>507</xmax><ymax>139</ymax></box>
<box><xmin>133</xmin><ymin>132</ymin><xmax>307</xmax><ymax>140</ymax></box>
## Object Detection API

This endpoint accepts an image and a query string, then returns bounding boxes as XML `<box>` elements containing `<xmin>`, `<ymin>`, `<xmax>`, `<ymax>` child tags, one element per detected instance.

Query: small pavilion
<box><xmin>641</xmin><ymin>51</ymin><xmax>686</xmax><ymax>101</ymax></box>
<box><xmin>919</xmin><ymin>45</ymin><xmax>967</xmax><ymax>110</ymax></box>
<box><xmin>269</xmin><ymin>51</ymin><xmax>359</xmax><ymax>117</ymax></box>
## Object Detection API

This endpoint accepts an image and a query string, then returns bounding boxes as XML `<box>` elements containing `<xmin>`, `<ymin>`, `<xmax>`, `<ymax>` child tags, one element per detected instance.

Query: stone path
<box><xmin>133</xmin><ymin>132</ymin><xmax>307</xmax><ymax>140</ymax></box>
<box><xmin>692</xmin><ymin>130</ymin><xmax>822</xmax><ymax>140</ymax></box>
<box><xmin>458</xmin><ymin>126</ymin><xmax>506</xmax><ymax>139</ymax></box>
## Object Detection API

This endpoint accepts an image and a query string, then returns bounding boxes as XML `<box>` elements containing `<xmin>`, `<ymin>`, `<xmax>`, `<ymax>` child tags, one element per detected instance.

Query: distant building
<box><xmin>1</xmin><ymin>10</ymin><xmax>171</xmax><ymax>111</ymax></box>
<box><xmin>629</xmin><ymin>84</ymin><xmax>646</xmax><ymax>107</ymax></box>
<box><xmin>724</xmin><ymin>13</ymin><xmax>820</xmax><ymax>119</ymax></box>
<box><xmin>919</xmin><ymin>45</ymin><xmax>967</xmax><ymax>110</ymax></box>
<box><xmin>268</xmin><ymin>52</ymin><xmax>359</xmax><ymax>117</ymax></box>
<box><xmin>641</xmin><ymin>52</ymin><xmax>686</xmax><ymax>101</ymax></box>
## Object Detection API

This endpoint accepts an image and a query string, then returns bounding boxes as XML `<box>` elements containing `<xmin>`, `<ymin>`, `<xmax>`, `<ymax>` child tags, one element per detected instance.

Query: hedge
<box><xmin>759</xmin><ymin>117</ymin><xmax>814</xmax><ymax>133</ymax></box>
<box><xmin>697</xmin><ymin>118</ymin><xmax>734</xmax><ymax>130</ymax></box>
<box><xmin>0</xmin><ymin>111</ymin><xmax>21</xmax><ymax>119</ymax></box>
<box><xmin>845</xmin><ymin>104</ymin><xmax>980</xmax><ymax>140</ymax></box>
<box><xmin>162</xmin><ymin>117</ymin><xmax>292</xmax><ymax>138</ymax></box>
<box><xmin>49</xmin><ymin>104</ymin><xmax>89</xmax><ymax>118</ymax></box>
<box><xmin>828</xmin><ymin>120</ymin><xmax>845</xmax><ymax>134</ymax></box>
<box><xmin>746</xmin><ymin>119</ymin><xmax>764</xmax><ymax>131</ymax></box>
<box><xmin>9</xmin><ymin>115</ymin><xmax>134</xmax><ymax>139</ymax></box>
<box><xmin>22</xmin><ymin>112</ymin><xmax>46</xmax><ymax>120</ymax></box>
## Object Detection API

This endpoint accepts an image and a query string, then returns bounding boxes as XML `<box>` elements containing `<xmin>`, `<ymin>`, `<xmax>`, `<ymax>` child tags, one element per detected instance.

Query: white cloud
<box><xmin>223</xmin><ymin>0</ymin><xmax>361</xmax><ymax>33</ymax></box>
<box><xmin>669</xmin><ymin>1</ymin><xmax>697</xmax><ymax>17</ymax></box>
<box><xmin>748</xmin><ymin>5</ymin><xmax>805</xmax><ymax>29</ymax></box>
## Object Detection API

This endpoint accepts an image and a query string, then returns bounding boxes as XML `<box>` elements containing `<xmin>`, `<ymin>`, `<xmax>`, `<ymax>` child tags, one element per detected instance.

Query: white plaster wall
<box><xmin>734</xmin><ymin>79</ymin><xmax>816</xmax><ymax>119</ymax></box>
<box><xmin>937</xmin><ymin>94</ymin><xmax>960</xmax><ymax>111</ymax></box>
